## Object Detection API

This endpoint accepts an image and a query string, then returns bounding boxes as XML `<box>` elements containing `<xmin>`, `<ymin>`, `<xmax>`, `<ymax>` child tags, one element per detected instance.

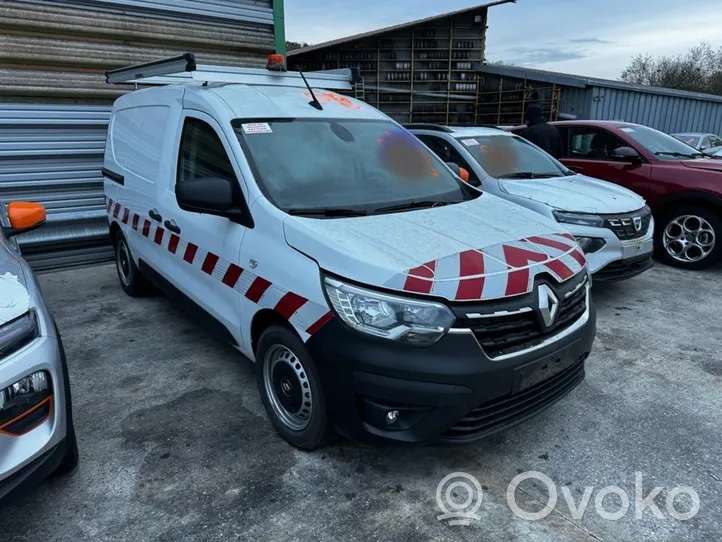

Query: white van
<box><xmin>103</xmin><ymin>54</ymin><xmax>596</xmax><ymax>449</ymax></box>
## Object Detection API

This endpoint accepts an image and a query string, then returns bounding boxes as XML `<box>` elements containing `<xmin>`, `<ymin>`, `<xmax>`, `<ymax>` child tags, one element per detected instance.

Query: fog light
<box><xmin>386</xmin><ymin>410</ymin><xmax>400</xmax><ymax>425</ymax></box>
<box><xmin>0</xmin><ymin>371</ymin><xmax>52</xmax><ymax>435</ymax></box>
<box><xmin>575</xmin><ymin>236</ymin><xmax>606</xmax><ymax>254</ymax></box>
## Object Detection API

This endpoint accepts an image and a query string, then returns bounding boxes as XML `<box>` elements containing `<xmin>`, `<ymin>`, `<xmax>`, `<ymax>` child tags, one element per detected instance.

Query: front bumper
<box><xmin>569</xmin><ymin>220</ymin><xmax>654</xmax><ymax>278</ymax></box>
<box><xmin>0</xmin><ymin>326</ymin><xmax>71</xmax><ymax>504</ymax></box>
<box><xmin>306</xmin><ymin>291</ymin><xmax>596</xmax><ymax>444</ymax></box>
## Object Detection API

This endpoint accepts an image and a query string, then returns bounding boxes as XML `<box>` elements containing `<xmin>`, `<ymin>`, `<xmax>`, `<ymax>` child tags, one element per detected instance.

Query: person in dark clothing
<box><xmin>519</xmin><ymin>103</ymin><xmax>564</xmax><ymax>159</ymax></box>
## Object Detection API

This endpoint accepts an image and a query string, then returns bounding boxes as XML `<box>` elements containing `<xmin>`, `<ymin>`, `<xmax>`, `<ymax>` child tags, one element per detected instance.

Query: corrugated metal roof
<box><xmin>479</xmin><ymin>64</ymin><xmax>722</xmax><ymax>104</ymax></box>
<box><xmin>287</xmin><ymin>0</ymin><xmax>516</xmax><ymax>57</ymax></box>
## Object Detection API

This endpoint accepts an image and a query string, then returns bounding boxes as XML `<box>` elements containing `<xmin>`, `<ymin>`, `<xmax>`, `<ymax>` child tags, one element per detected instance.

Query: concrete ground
<box><xmin>1</xmin><ymin>262</ymin><xmax>720</xmax><ymax>541</ymax></box>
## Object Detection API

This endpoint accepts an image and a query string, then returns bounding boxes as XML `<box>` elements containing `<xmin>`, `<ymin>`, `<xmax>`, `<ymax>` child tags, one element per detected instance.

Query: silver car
<box><xmin>0</xmin><ymin>201</ymin><xmax>78</xmax><ymax>505</ymax></box>
<box><xmin>408</xmin><ymin>125</ymin><xmax>654</xmax><ymax>282</ymax></box>
<box><xmin>670</xmin><ymin>132</ymin><xmax>722</xmax><ymax>157</ymax></box>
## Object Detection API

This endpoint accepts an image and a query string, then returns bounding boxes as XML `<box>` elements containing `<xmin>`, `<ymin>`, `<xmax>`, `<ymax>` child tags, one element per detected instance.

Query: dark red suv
<box><xmin>511</xmin><ymin>120</ymin><xmax>722</xmax><ymax>269</ymax></box>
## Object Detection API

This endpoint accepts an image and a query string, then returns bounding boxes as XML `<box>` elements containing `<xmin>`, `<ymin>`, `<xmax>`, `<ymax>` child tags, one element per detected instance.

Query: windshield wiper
<box><xmin>655</xmin><ymin>151</ymin><xmax>706</xmax><ymax>159</ymax></box>
<box><xmin>374</xmin><ymin>200</ymin><xmax>451</xmax><ymax>214</ymax></box>
<box><xmin>498</xmin><ymin>172</ymin><xmax>563</xmax><ymax>179</ymax></box>
<box><xmin>287</xmin><ymin>207</ymin><xmax>368</xmax><ymax>217</ymax></box>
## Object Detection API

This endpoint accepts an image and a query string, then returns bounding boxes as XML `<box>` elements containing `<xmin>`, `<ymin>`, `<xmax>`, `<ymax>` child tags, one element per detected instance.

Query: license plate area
<box><xmin>513</xmin><ymin>346</ymin><xmax>577</xmax><ymax>392</ymax></box>
<box><xmin>622</xmin><ymin>238</ymin><xmax>653</xmax><ymax>260</ymax></box>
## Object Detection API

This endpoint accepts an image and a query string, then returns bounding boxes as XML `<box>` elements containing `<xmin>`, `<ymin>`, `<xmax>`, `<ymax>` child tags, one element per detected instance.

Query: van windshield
<box><xmin>232</xmin><ymin>119</ymin><xmax>474</xmax><ymax>215</ymax></box>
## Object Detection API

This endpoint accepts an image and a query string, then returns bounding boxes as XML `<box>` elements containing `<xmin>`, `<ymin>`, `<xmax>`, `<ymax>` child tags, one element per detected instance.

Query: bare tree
<box><xmin>286</xmin><ymin>41</ymin><xmax>310</xmax><ymax>52</ymax></box>
<box><xmin>620</xmin><ymin>42</ymin><xmax>722</xmax><ymax>95</ymax></box>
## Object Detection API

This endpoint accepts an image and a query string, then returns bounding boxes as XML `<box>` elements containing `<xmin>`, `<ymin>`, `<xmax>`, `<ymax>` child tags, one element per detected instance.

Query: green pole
<box><xmin>273</xmin><ymin>0</ymin><xmax>287</xmax><ymax>59</ymax></box>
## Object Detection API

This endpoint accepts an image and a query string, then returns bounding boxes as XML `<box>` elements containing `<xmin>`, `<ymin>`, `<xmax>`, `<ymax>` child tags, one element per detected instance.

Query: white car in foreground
<box><xmin>408</xmin><ymin>125</ymin><xmax>654</xmax><ymax>281</ymax></box>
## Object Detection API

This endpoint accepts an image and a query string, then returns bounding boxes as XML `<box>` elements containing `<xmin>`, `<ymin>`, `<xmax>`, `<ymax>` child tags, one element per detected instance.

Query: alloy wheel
<box><xmin>663</xmin><ymin>214</ymin><xmax>716</xmax><ymax>264</ymax></box>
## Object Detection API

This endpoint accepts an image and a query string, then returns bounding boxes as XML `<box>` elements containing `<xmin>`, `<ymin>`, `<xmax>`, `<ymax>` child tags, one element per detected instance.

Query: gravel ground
<box><xmin>0</xmin><ymin>262</ymin><xmax>720</xmax><ymax>541</ymax></box>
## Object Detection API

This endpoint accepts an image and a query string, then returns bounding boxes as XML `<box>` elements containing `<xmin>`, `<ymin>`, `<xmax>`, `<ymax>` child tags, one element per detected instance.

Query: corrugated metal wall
<box><xmin>581</xmin><ymin>86</ymin><xmax>722</xmax><ymax>134</ymax></box>
<box><xmin>558</xmin><ymin>87</ymin><xmax>591</xmax><ymax>120</ymax></box>
<box><xmin>28</xmin><ymin>0</ymin><xmax>274</xmax><ymax>25</ymax></box>
<box><xmin>0</xmin><ymin>104</ymin><xmax>113</xmax><ymax>269</ymax></box>
<box><xmin>0</xmin><ymin>0</ymin><xmax>275</xmax><ymax>270</ymax></box>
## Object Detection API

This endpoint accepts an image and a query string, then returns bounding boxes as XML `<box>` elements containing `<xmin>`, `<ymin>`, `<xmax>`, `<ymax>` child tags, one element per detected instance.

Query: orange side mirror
<box><xmin>459</xmin><ymin>167</ymin><xmax>471</xmax><ymax>183</ymax></box>
<box><xmin>7</xmin><ymin>202</ymin><xmax>46</xmax><ymax>232</ymax></box>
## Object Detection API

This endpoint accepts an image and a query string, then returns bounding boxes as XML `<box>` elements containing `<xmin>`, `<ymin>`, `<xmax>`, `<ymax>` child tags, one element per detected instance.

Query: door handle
<box><xmin>568</xmin><ymin>166</ymin><xmax>584</xmax><ymax>173</ymax></box>
<box><xmin>164</xmin><ymin>219</ymin><xmax>181</xmax><ymax>234</ymax></box>
<box><xmin>149</xmin><ymin>209</ymin><xmax>162</xmax><ymax>222</ymax></box>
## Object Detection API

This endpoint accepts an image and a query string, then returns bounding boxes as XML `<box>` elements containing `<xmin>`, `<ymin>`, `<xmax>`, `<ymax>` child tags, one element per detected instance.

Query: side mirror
<box><xmin>446</xmin><ymin>162</ymin><xmax>470</xmax><ymax>182</ymax></box>
<box><xmin>177</xmin><ymin>177</ymin><xmax>234</xmax><ymax>214</ymax></box>
<box><xmin>613</xmin><ymin>146</ymin><xmax>641</xmax><ymax>162</ymax></box>
<box><xmin>3</xmin><ymin>202</ymin><xmax>46</xmax><ymax>238</ymax></box>
<box><xmin>176</xmin><ymin>177</ymin><xmax>254</xmax><ymax>228</ymax></box>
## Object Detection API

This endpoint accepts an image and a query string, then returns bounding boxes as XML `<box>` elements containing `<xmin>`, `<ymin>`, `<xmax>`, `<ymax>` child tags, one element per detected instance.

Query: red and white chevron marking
<box><xmin>384</xmin><ymin>233</ymin><xmax>586</xmax><ymax>301</ymax></box>
<box><xmin>107</xmin><ymin>198</ymin><xmax>333</xmax><ymax>340</ymax></box>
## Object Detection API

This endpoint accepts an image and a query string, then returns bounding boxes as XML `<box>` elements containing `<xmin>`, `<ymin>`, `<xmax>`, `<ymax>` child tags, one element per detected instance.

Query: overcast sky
<box><xmin>285</xmin><ymin>0</ymin><xmax>722</xmax><ymax>80</ymax></box>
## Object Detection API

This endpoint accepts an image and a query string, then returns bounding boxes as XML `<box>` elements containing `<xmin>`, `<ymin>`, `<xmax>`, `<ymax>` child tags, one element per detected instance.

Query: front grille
<box><xmin>466</xmin><ymin>283</ymin><xmax>587</xmax><ymax>359</ymax></box>
<box><xmin>441</xmin><ymin>355</ymin><xmax>587</xmax><ymax>442</ymax></box>
<box><xmin>603</xmin><ymin>207</ymin><xmax>652</xmax><ymax>240</ymax></box>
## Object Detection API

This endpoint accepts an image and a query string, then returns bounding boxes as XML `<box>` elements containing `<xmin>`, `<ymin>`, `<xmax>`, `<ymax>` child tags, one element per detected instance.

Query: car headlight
<box><xmin>553</xmin><ymin>210</ymin><xmax>605</xmax><ymax>228</ymax></box>
<box><xmin>323</xmin><ymin>277</ymin><xmax>455</xmax><ymax>346</ymax></box>
<box><xmin>0</xmin><ymin>312</ymin><xmax>38</xmax><ymax>359</ymax></box>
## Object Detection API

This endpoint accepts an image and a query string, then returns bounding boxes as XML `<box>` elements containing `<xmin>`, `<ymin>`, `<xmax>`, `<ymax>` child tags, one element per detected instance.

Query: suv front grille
<box><xmin>603</xmin><ymin>207</ymin><xmax>652</xmax><ymax>240</ymax></box>
<box><xmin>451</xmin><ymin>273</ymin><xmax>589</xmax><ymax>359</ymax></box>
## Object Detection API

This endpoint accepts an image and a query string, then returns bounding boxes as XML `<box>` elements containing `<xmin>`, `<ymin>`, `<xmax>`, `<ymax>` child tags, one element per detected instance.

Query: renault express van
<box><xmin>103</xmin><ymin>54</ymin><xmax>596</xmax><ymax>449</ymax></box>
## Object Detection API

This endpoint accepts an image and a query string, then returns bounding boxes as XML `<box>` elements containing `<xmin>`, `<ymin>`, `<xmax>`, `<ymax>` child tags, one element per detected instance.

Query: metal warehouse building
<box><xmin>287</xmin><ymin>1</ymin><xmax>516</xmax><ymax>126</ymax></box>
<box><xmin>478</xmin><ymin>63</ymin><xmax>722</xmax><ymax>132</ymax></box>
<box><xmin>0</xmin><ymin>0</ymin><xmax>281</xmax><ymax>269</ymax></box>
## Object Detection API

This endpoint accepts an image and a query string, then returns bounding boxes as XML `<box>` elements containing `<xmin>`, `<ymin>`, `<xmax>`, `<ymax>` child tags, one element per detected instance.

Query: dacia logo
<box><xmin>633</xmin><ymin>216</ymin><xmax>643</xmax><ymax>232</ymax></box>
<box><xmin>537</xmin><ymin>284</ymin><xmax>560</xmax><ymax>329</ymax></box>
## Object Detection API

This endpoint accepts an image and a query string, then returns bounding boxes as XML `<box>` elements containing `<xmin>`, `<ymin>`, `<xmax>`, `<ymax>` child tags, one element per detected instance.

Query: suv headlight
<box><xmin>323</xmin><ymin>277</ymin><xmax>455</xmax><ymax>346</ymax></box>
<box><xmin>553</xmin><ymin>210</ymin><xmax>605</xmax><ymax>228</ymax></box>
<box><xmin>0</xmin><ymin>312</ymin><xmax>38</xmax><ymax>359</ymax></box>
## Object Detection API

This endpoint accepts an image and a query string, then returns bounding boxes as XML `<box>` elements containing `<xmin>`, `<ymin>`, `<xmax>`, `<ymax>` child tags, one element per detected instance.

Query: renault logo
<box><xmin>538</xmin><ymin>284</ymin><xmax>560</xmax><ymax>328</ymax></box>
<box><xmin>633</xmin><ymin>216</ymin><xmax>643</xmax><ymax>232</ymax></box>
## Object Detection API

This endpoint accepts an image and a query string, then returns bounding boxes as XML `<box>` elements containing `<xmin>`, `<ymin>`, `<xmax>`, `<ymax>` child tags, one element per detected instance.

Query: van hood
<box><xmin>500</xmin><ymin>175</ymin><xmax>646</xmax><ymax>214</ymax></box>
<box><xmin>680</xmin><ymin>159</ymin><xmax>722</xmax><ymax>172</ymax></box>
<box><xmin>283</xmin><ymin>195</ymin><xmax>587</xmax><ymax>302</ymax></box>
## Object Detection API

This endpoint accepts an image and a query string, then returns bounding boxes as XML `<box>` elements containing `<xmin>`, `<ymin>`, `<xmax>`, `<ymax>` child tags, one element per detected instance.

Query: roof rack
<box><xmin>105</xmin><ymin>53</ymin><xmax>360</xmax><ymax>91</ymax></box>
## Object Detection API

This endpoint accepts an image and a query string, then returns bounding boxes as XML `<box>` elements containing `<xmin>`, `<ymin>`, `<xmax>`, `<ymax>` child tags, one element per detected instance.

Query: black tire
<box><xmin>655</xmin><ymin>206</ymin><xmax>722</xmax><ymax>270</ymax></box>
<box><xmin>255</xmin><ymin>325</ymin><xmax>331</xmax><ymax>450</ymax></box>
<box><xmin>114</xmin><ymin>230</ymin><xmax>152</xmax><ymax>296</ymax></box>
<box><xmin>52</xmin><ymin>424</ymin><xmax>79</xmax><ymax>477</ymax></box>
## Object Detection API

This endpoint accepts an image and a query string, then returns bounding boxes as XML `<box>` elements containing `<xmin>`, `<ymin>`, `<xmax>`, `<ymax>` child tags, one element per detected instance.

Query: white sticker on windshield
<box><xmin>620</xmin><ymin>127</ymin><xmax>635</xmax><ymax>133</ymax></box>
<box><xmin>462</xmin><ymin>138</ymin><xmax>480</xmax><ymax>147</ymax></box>
<box><xmin>242</xmin><ymin>123</ymin><xmax>273</xmax><ymax>135</ymax></box>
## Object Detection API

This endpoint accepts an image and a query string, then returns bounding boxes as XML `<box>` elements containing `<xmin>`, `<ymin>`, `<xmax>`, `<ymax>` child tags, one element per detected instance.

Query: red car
<box><xmin>510</xmin><ymin>120</ymin><xmax>722</xmax><ymax>270</ymax></box>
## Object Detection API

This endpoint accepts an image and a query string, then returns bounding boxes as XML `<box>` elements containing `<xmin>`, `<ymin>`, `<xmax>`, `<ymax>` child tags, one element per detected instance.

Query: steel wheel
<box><xmin>262</xmin><ymin>344</ymin><xmax>313</xmax><ymax>431</ymax></box>
<box><xmin>116</xmin><ymin>238</ymin><xmax>132</xmax><ymax>287</ymax></box>
<box><xmin>663</xmin><ymin>214</ymin><xmax>716</xmax><ymax>264</ymax></box>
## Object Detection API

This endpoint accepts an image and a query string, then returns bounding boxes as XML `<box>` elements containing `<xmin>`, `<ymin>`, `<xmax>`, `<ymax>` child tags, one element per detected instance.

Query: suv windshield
<box><xmin>457</xmin><ymin>134</ymin><xmax>570</xmax><ymax>179</ymax></box>
<box><xmin>233</xmin><ymin>119</ymin><xmax>474</xmax><ymax>215</ymax></box>
<box><xmin>621</xmin><ymin>126</ymin><xmax>705</xmax><ymax>160</ymax></box>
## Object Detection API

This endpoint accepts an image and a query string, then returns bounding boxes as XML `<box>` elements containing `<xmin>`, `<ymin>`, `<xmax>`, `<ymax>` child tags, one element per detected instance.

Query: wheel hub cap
<box><xmin>263</xmin><ymin>345</ymin><xmax>312</xmax><ymax>431</ymax></box>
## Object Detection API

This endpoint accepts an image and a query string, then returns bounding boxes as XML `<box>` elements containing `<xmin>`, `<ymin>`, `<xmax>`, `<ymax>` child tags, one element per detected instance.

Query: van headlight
<box><xmin>323</xmin><ymin>277</ymin><xmax>455</xmax><ymax>346</ymax></box>
<box><xmin>0</xmin><ymin>312</ymin><xmax>38</xmax><ymax>359</ymax></box>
